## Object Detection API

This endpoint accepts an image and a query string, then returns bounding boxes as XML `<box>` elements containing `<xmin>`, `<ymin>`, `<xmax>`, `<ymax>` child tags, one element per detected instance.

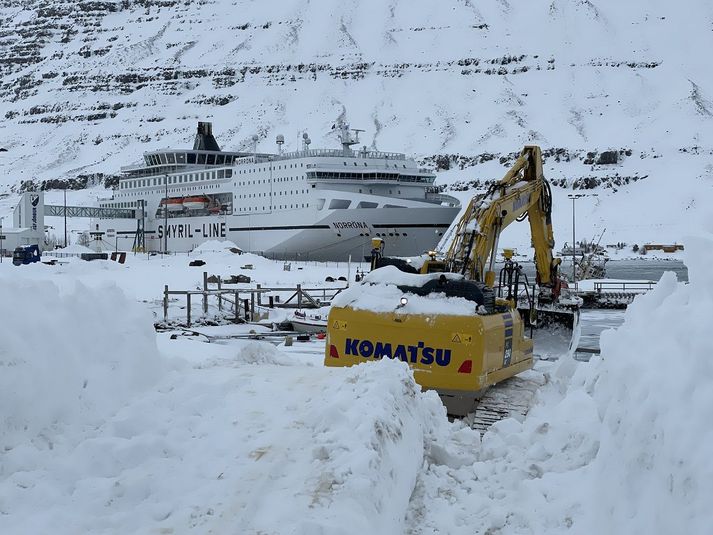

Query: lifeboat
<box><xmin>160</xmin><ymin>198</ymin><xmax>185</xmax><ymax>212</ymax></box>
<box><xmin>183</xmin><ymin>196</ymin><xmax>210</xmax><ymax>210</ymax></box>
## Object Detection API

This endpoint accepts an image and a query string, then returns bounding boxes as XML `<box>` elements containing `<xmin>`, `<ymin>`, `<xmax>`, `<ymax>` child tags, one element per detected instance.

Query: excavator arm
<box><xmin>445</xmin><ymin>146</ymin><xmax>561</xmax><ymax>293</ymax></box>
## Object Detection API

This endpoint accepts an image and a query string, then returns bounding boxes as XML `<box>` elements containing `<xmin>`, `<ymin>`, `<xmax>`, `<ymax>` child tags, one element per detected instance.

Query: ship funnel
<box><xmin>193</xmin><ymin>122</ymin><xmax>221</xmax><ymax>151</ymax></box>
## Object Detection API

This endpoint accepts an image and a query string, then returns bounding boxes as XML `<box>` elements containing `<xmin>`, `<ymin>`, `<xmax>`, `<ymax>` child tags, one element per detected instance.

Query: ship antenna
<box><xmin>251</xmin><ymin>135</ymin><xmax>259</xmax><ymax>158</ymax></box>
<box><xmin>338</xmin><ymin>124</ymin><xmax>365</xmax><ymax>155</ymax></box>
<box><xmin>276</xmin><ymin>134</ymin><xmax>284</xmax><ymax>155</ymax></box>
<box><xmin>302</xmin><ymin>132</ymin><xmax>311</xmax><ymax>152</ymax></box>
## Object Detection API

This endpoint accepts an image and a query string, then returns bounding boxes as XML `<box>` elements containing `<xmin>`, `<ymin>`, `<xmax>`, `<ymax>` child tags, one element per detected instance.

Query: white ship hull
<box><xmin>110</xmin><ymin>204</ymin><xmax>458</xmax><ymax>261</ymax></box>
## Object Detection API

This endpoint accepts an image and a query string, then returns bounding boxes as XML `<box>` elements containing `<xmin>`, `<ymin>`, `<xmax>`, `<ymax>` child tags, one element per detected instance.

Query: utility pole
<box><xmin>568</xmin><ymin>194</ymin><xmax>582</xmax><ymax>284</ymax></box>
<box><xmin>567</xmin><ymin>193</ymin><xmax>597</xmax><ymax>287</ymax></box>
<box><xmin>164</xmin><ymin>173</ymin><xmax>168</xmax><ymax>255</ymax></box>
<box><xmin>63</xmin><ymin>186</ymin><xmax>68</xmax><ymax>248</ymax></box>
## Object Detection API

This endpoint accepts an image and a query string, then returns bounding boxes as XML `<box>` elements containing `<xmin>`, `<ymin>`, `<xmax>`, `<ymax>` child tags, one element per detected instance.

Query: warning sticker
<box><xmin>332</xmin><ymin>320</ymin><xmax>347</xmax><ymax>330</ymax></box>
<box><xmin>451</xmin><ymin>332</ymin><xmax>473</xmax><ymax>344</ymax></box>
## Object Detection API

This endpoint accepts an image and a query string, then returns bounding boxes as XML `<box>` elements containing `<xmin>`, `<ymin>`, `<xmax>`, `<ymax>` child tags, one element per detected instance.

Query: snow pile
<box><xmin>0</xmin><ymin>342</ymin><xmax>449</xmax><ymax>534</ymax></box>
<box><xmin>410</xmin><ymin>232</ymin><xmax>713</xmax><ymax>532</ymax></box>
<box><xmin>191</xmin><ymin>239</ymin><xmax>241</xmax><ymax>254</ymax></box>
<box><xmin>231</xmin><ymin>358</ymin><xmax>445</xmax><ymax>534</ymax></box>
<box><xmin>0</xmin><ymin>280</ymin><xmax>163</xmax><ymax>450</ymax></box>
<box><xmin>574</xmin><ymin>234</ymin><xmax>713</xmax><ymax>532</ymax></box>
<box><xmin>332</xmin><ymin>265</ymin><xmax>478</xmax><ymax>315</ymax></box>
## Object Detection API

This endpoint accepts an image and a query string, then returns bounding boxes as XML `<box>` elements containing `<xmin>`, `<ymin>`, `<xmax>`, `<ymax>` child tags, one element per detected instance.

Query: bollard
<box><xmin>187</xmin><ymin>293</ymin><xmax>192</xmax><ymax>326</ymax></box>
<box><xmin>163</xmin><ymin>285</ymin><xmax>168</xmax><ymax>322</ymax></box>
<box><xmin>203</xmin><ymin>272</ymin><xmax>208</xmax><ymax>314</ymax></box>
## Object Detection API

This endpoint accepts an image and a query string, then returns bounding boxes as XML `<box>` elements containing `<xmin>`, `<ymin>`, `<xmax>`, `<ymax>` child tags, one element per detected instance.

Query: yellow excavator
<box><xmin>325</xmin><ymin>146</ymin><xmax>579</xmax><ymax>415</ymax></box>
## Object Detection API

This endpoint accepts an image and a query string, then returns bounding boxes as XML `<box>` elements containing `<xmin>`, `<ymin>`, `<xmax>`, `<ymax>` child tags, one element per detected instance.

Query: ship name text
<box><xmin>158</xmin><ymin>222</ymin><xmax>226</xmax><ymax>239</ymax></box>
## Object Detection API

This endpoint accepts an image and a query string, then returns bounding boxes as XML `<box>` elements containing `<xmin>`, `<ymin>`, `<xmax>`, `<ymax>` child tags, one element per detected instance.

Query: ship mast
<box><xmin>338</xmin><ymin>124</ymin><xmax>364</xmax><ymax>155</ymax></box>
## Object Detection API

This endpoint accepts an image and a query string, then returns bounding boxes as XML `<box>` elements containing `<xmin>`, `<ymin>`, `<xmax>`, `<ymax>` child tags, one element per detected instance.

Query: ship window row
<box><xmin>234</xmin><ymin>176</ymin><xmax>304</xmax><ymax>186</ymax></box>
<box><xmin>340</xmin><ymin>161</ymin><xmax>408</xmax><ymax>169</ymax></box>
<box><xmin>306</xmin><ymin>171</ymin><xmax>433</xmax><ymax>182</ymax></box>
<box><xmin>120</xmin><ymin>169</ymin><xmax>233</xmax><ymax>189</ymax></box>
<box><xmin>115</xmin><ymin>184</ymin><xmax>223</xmax><ymax>198</ymax></box>
<box><xmin>146</xmin><ymin>153</ymin><xmax>241</xmax><ymax>167</ymax></box>
<box><xmin>236</xmin><ymin>189</ymin><xmax>308</xmax><ymax>199</ymax></box>
<box><xmin>236</xmin><ymin>163</ymin><xmax>304</xmax><ymax>173</ymax></box>
<box><xmin>238</xmin><ymin>204</ymin><xmax>308</xmax><ymax>211</ymax></box>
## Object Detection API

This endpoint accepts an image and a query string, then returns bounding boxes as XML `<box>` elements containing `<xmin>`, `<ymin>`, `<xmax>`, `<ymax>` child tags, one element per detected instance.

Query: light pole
<box><xmin>164</xmin><ymin>174</ymin><xmax>168</xmax><ymax>255</ymax></box>
<box><xmin>568</xmin><ymin>194</ymin><xmax>583</xmax><ymax>284</ymax></box>
<box><xmin>567</xmin><ymin>193</ymin><xmax>597</xmax><ymax>286</ymax></box>
<box><xmin>63</xmin><ymin>185</ymin><xmax>68</xmax><ymax>248</ymax></box>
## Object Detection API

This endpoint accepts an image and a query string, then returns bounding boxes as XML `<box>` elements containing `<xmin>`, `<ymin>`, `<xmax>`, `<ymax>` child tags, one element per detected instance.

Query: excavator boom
<box><xmin>446</xmin><ymin>146</ymin><xmax>559</xmax><ymax>291</ymax></box>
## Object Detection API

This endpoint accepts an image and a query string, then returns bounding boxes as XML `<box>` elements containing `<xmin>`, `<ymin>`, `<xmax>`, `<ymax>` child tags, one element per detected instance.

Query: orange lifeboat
<box><xmin>183</xmin><ymin>196</ymin><xmax>210</xmax><ymax>210</ymax></box>
<box><xmin>161</xmin><ymin>198</ymin><xmax>185</xmax><ymax>212</ymax></box>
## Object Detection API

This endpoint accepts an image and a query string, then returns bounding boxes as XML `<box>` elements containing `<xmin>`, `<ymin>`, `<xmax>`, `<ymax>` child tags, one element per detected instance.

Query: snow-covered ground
<box><xmin>1</xmin><ymin>225</ymin><xmax>711</xmax><ymax>533</ymax></box>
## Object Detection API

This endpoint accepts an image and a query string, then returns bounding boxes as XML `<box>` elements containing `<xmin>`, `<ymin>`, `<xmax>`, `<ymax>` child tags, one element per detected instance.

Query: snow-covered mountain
<box><xmin>1</xmin><ymin>0</ymin><xmax>712</xmax><ymax>247</ymax></box>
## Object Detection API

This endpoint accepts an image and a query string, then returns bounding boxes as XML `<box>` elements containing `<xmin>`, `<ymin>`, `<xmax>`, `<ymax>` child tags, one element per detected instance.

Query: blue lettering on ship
<box><xmin>345</xmin><ymin>338</ymin><xmax>451</xmax><ymax>366</ymax></box>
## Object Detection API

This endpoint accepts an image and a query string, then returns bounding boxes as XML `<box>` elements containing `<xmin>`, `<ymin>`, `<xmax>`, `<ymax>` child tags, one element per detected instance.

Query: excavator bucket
<box><xmin>518</xmin><ymin>305</ymin><xmax>581</xmax><ymax>360</ymax></box>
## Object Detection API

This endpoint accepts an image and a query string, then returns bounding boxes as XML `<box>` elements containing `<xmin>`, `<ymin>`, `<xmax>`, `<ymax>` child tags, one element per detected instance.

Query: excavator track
<box><xmin>462</xmin><ymin>374</ymin><xmax>546</xmax><ymax>433</ymax></box>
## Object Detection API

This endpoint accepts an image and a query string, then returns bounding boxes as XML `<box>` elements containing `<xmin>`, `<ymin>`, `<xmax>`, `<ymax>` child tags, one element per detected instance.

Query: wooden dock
<box><xmin>161</xmin><ymin>271</ymin><xmax>347</xmax><ymax>326</ymax></box>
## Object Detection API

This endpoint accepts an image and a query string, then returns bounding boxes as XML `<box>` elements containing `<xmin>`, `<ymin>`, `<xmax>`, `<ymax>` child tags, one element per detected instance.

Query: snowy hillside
<box><xmin>1</xmin><ymin>0</ymin><xmax>712</xmax><ymax>247</ymax></box>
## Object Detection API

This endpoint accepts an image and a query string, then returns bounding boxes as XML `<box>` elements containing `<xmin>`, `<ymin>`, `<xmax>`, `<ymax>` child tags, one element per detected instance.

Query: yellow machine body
<box><xmin>325</xmin><ymin>303</ymin><xmax>533</xmax><ymax>413</ymax></box>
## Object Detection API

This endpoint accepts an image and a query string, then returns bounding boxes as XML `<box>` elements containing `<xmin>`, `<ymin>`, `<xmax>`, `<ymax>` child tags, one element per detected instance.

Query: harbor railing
<box><xmin>161</xmin><ymin>271</ymin><xmax>347</xmax><ymax>326</ymax></box>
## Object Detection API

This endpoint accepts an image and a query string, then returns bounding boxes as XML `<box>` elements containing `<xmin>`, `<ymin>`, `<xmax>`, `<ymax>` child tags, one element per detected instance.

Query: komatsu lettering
<box><xmin>345</xmin><ymin>338</ymin><xmax>451</xmax><ymax>366</ymax></box>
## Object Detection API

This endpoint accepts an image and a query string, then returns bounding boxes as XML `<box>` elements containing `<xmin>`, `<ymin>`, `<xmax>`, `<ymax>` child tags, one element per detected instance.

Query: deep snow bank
<box><xmin>574</xmin><ymin>233</ymin><xmax>713</xmax><ymax>533</ymax></box>
<box><xmin>411</xmin><ymin>229</ymin><xmax>713</xmax><ymax>533</ymax></box>
<box><xmin>0</xmin><ymin>280</ymin><xmax>163</xmax><ymax>450</ymax></box>
<box><xmin>0</xmin><ymin>338</ymin><xmax>451</xmax><ymax>534</ymax></box>
<box><xmin>216</xmin><ymin>357</ymin><xmax>448</xmax><ymax>535</ymax></box>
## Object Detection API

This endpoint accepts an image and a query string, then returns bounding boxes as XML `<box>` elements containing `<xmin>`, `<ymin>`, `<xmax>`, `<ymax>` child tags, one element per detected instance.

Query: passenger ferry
<box><xmin>96</xmin><ymin>122</ymin><xmax>460</xmax><ymax>260</ymax></box>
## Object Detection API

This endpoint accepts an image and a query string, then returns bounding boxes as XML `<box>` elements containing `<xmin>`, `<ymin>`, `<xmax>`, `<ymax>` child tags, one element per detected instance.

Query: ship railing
<box><xmin>273</xmin><ymin>148</ymin><xmax>406</xmax><ymax>161</ymax></box>
<box><xmin>305</xmin><ymin>172</ymin><xmax>435</xmax><ymax>184</ymax></box>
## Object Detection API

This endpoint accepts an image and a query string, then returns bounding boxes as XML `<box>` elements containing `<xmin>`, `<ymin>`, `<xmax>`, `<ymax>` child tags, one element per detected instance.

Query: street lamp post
<box><xmin>568</xmin><ymin>194</ymin><xmax>584</xmax><ymax>285</ymax></box>
<box><xmin>164</xmin><ymin>174</ymin><xmax>168</xmax><ymax>255</ymax></box>
<box><xmin>567</xmin><ymin>193</ymin><xmax>597</xmax><ymax>287</ymax></box>
<box><xmin>63</xmin><ymin>186</ymin><xmax>68</xmax><ymax>248</ymax></box>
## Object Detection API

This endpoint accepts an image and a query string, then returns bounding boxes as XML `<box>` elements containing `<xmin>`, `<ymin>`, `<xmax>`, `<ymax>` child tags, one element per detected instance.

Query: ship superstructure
<box><xmin>96</xmin><ymin>122</ymin><xmax>460</xmax><ymax>260</ymax></box>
